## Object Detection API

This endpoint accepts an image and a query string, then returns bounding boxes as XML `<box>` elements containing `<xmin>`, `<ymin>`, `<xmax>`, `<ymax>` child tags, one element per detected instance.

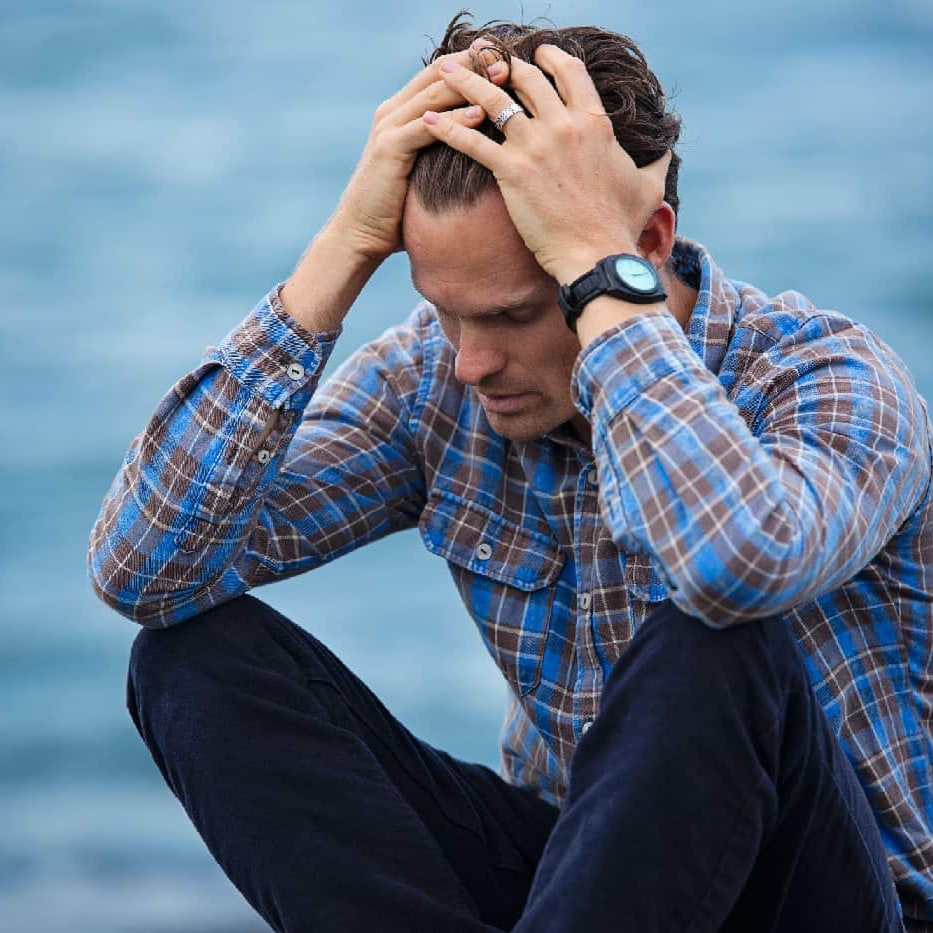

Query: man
<box><xmin>89</xmin><ymin>13</ymin><xmax>933</xmax><ymax>932</ymax></box>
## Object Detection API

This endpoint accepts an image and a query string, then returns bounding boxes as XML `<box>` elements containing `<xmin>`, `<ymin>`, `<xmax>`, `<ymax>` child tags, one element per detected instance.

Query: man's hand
<box><xmin>422</xmin><ymin>45</ymin><xmax>671</xmax><ymax>285</ymax></box>
<box><xmin>331</xmin><ymin>46</ymin><xmax>507</xmax><ymax>262</ymax></box>
<box><xmin>281</xmin><ymin>46</ymin><xmax>506</xmax><ymax>333</ymax></box>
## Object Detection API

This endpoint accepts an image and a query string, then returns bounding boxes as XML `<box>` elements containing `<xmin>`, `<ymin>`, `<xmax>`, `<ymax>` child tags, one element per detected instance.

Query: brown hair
<box><xmin>410</xmin><ymin>12</ymin><xmax>682</xmax><ymax>220</ymax></box>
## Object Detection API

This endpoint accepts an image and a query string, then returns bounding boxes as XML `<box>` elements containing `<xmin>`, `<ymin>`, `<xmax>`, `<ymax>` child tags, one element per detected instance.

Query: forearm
<box><xmin>280</xmin><ymin>216</ymin><xmax>383</xmax><ymax>334</ymax></box>
<box><xmin>575</xmin><ymin>313</ymin><xmax>929</xmax><ymax>626</ymax></box>
<box><xmin>88</xmin><ymin>288</ymin><xmax>340</xmax><ymax>626</ymax></box>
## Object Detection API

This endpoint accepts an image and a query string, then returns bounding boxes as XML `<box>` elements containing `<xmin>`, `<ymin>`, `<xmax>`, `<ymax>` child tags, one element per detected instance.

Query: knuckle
<box><xmin>552</xmin><ymin>115</ymin><xmax>579</xmax><ymax>141</ymax></box>
<box><xmin>424</xmin><ymin>81</ymin><xmax>444</xmax><ymax>106</ymax></box>
<box><xmin>373</xmin><ymin>98</ymin><xmax>394</xmax><ymax>124</ymax></box>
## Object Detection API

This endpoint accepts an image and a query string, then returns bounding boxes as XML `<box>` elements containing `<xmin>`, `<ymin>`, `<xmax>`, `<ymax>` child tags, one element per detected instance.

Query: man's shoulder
<box><xmin>322</xmin><ymin>301</ymin><xmax>465</xmax><ymax>413</ymax></box>
<box><xmin>685</xmin><ymin>238</ymin><xmax>877</xmax><ymax>352</ymax></box>
<box><xmin>685</xmin><ymin>242</ymin><xmax>924</xmax><ymax>421</ymax></box>
<box><xmin>732</xmin><ymin>282</ymin><xmax>864</xmax><ymax>347</ymax></box>
<box><xmin>331</xmin><ymin>302</ymin><xmax>448</xmax><ymax>373</ymax></box>
<box><xmin>730</xmin><ymin>284</ymin><xmax>918</xmax><ymax>396</ymax></box>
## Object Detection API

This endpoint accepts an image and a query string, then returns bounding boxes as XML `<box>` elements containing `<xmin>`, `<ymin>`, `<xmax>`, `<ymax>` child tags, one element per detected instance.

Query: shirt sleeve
<box><xmin>573</xmin><ymin>308</ymin><xmax>931</xmax><ymax>627</ymax></box>
<box><xmin>88</xmin><ymin>286</ymin><xmax>427</xmax><ymax>627</ymax></box>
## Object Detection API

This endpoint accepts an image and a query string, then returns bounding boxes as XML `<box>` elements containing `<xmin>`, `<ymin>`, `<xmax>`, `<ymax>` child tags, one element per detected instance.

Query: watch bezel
<box><xmin>612</xmin><ymin>255</ymin><xmax>662</xmax><ymax>294</ymax></box>
<box><xmin>559</xmin><ymin>253</ymin><xmax>667</xmax><ymax>330</ymax></box>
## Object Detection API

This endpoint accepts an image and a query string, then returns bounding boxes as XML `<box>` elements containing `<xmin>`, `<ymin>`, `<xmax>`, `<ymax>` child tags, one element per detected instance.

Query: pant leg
<box><xmin>126</xmin><ymin>595</ymin><xmax>559</xmax><ymax>933</ymax></box>
<box><xmin>514</xmin><ymin>602</ymin><xmax>903</xmax><ymax>933</ymax></box>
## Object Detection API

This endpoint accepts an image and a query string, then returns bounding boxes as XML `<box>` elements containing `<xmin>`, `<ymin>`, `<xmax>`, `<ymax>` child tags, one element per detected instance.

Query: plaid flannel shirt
<box><xmin>89</xmin><ymin>240</ymin><xmax>933</xmax><ymax>926</ymax></box>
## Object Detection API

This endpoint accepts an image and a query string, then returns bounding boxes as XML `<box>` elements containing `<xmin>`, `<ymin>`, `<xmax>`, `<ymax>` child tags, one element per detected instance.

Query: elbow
<box><xmin>87</xmin><ymin>526</ymin><xmax>182</xmax><ymax>628</ymax></box>
<box><xmin>87</xmin><ymin>519</ymin><xmax>138</xmax><ymax>623</ymax></box>
<box><xmin>671</xmin><ymin>521</ymin><xmax>816</xmax><ymax>628</ymax></box>
<box><xmin>87</xmin><ymin>544</ymin><xmax>164</xmax><ymax>628</ymax></box>
<box><xmin>671</xmin><ymin>579</ymin><xmax>793</xmax><ymax>630</ymax></box>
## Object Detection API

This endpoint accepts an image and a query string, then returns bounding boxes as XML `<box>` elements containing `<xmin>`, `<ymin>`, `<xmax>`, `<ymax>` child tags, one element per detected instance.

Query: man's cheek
<box><xmin>437</xmin><ymin>311</ymin><xmax>460</xmax><ymax>350</ymax></box>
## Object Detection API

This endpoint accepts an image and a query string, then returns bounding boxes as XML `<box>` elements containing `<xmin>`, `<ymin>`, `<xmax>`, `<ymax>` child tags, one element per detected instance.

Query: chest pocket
<box><xmin>419</xmin><ymin>491</ymin><xmax>564</xmax><ymax>696</ymax></box>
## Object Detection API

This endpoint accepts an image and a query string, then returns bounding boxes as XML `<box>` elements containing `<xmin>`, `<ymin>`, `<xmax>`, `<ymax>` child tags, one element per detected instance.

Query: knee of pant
<box><xmin>607</xmin><ymin>601</ymin><xmax>806</xmax><ymax>712</ymax></box>
<box><xmin>127</xmin><ymin>595</ymin><xmax>340</xmax><ymax>724</ymax></box>
<box><xmin>128</xmin><ymin>595</ymin><xmax>261</xmax><ymax>701</ymax></box>
<box><xmin>642</xmin><ymin>601</ymin><xmax>799</xmax><ymax>668</ymax></box>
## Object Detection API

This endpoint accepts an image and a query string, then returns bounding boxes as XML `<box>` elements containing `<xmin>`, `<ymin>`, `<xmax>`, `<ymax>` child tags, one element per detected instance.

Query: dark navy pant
<box><xmin>127</xmin><ymin>596</ymin><xmax>902</xmax><ymax>932</ymax></box>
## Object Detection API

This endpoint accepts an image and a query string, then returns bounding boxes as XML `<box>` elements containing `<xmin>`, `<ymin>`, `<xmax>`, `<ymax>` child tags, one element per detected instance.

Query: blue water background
<box><xmin>2</xmin><ymin>1</ymin><xmax>931</xmax><ymax>929</ymax></box>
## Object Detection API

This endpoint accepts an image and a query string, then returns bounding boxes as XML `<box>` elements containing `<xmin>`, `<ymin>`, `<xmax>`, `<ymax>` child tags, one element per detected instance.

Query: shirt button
<box><xmin>475</xmin><ymin>542</ymin><xmax>493</xmax><ymax>561</ymax></box>
<box><xmin>586</xmin><ymin>467</ymin><xmax>598</xmax><ymax>486</ymax></box>
<box><xmin>286</xmin><ymin>362</ymin><xmax>306</xmax><ymax>382</ymax></box>
<box><xmin>256</xmin><ymin>449</ymin><xmax>272</xmax><ymax>464</ymax></box>
<box><xmin>579</xmin><ymin>592</ymin><xmax>592</xmax><ymax>612</ymax></box>
<box><xmin>581</xmin><ymin>720</ymin><xmax>593</xmax><ymax>735</ymax></box>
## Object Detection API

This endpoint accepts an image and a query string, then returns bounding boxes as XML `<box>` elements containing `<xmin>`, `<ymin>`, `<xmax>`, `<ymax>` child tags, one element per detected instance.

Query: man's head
<box><xmin>410</xmin><ymin>14</ymin><xmax>682</xmax><ymax>218</ymax></box>
<box><xmin>403</xmin><ymin>14</ymin><xmax>682</xmax><ymax>443</ymax></box>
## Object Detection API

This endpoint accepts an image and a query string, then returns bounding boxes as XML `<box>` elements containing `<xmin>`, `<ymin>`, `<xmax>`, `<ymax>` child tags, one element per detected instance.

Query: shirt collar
<box><xmin>507</xmin><ymin>239</ymin><xmax>740</xmax><ymax>457</ymax></box>
<box><xmin>676</xmin><ymin>237</ymin><xmax>740</xmax><ymax>377</ymax></box>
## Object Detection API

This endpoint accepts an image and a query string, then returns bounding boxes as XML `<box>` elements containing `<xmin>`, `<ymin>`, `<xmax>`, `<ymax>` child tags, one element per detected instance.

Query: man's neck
<box><xmin>663</xmin><ymin>266</ymin><xmax>699</xmax><ymax>332</ymax></box>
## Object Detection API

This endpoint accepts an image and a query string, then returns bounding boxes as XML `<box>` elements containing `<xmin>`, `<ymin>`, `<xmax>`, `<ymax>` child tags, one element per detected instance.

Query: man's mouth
<box><xmin>478</xmin><ymin>391</ymin><xmax>532</xmax><ymax>414</ymax></box>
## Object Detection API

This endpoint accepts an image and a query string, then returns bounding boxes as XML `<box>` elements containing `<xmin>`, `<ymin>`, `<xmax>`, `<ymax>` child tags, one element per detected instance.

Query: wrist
<box><xmin>552</xmin><ymin>242</ymin><xmax>640</xmax><ymax>286</ymax></box>
<box><xmin>559</xmin><ymin>251</ymin><xmax>666</xmax><ymax>337</ymax></box>
<box><xmin>281</xmin><ymin>223</ymin><xmax>383</xmax><ymax>334</ymax></box>
<box><xmin>325</xmin><ymin>207</ymin><xmax>396</xmax><ymax>265</ymax></box>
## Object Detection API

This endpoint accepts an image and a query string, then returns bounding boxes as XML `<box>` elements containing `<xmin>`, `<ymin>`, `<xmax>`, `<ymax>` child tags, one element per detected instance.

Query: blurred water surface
<box><xmin>2</xmin><ymin>1</ymin><xmax>931</xmax><ymax>930</ymax></box>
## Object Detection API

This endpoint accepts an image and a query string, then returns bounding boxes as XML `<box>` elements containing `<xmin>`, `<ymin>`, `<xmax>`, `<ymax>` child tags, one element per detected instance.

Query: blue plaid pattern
<box><xmin>89</xmin><ymin>240</ymin><xmax>933</xmax><ymax>926</ymax></box>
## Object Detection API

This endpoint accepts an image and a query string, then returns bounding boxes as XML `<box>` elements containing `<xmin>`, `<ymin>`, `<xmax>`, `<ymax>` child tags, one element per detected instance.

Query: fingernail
<box><xmin>465</xmin><ymin>106</ymin><xmax>483</xmax><ymax>119</ymax></box>
<box><xmin>441</xmin><ymin>60</ymin><xmax>463</xmax><ymax>73</ymax></box>
<box><xmin>487</xmin><ymin>61</ymin><xmax>505</xmax><ymax>78</ymax></box>
<box><xmin>424</xmin><ymin>111</ymin><xmax>440</xmax><ymax>125</ymax></box>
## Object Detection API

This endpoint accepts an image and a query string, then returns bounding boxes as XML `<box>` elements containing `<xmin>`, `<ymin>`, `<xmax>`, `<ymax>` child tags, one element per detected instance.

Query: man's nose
<box><xmin>453</xmin><ymin>325</ymin><xmax>507</xmax><ymax>387</ymax></box>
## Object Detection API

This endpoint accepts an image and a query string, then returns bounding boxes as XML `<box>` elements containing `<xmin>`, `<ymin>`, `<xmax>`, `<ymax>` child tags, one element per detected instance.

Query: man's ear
<box><xmin>637</xmin><ymin>202</ymin><xmax>676</xmax><ymax>269</ymax></box>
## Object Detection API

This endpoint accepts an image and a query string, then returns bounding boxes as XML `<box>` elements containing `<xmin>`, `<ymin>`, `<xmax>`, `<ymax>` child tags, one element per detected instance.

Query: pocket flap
<box><xmin>419</xmin><ymin>491</ymin><xmax>564</xmax><ymax>592</ymax></box>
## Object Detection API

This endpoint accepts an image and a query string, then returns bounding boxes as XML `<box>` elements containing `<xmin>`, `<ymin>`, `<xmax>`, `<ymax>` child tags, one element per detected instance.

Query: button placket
<box><xmin>286</xmin><ymin>362</ymin><xmax>305</xmax><ymax>382</ymax></box>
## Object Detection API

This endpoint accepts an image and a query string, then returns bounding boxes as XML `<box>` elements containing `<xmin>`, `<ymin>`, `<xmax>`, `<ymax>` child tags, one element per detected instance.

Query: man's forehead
<box><xmin>404</xmin><ymin>194</ymin><xmax>556</xmax><ymax>319</ymax></box>
<box><xmin>410</xmin><ymin>274</ymin><xmax>553</xmax><ymax>320</ymax></box>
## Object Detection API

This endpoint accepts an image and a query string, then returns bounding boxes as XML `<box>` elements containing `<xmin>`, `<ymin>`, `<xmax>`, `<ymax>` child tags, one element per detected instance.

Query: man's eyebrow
<box><xmin>411</xmin><ymin>280</ymin><xmax>543</xmax><ymax>319</ymax></box>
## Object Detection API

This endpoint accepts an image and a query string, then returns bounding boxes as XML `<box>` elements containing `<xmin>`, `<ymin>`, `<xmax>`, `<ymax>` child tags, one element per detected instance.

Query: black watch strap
<box><xmin>558</xmin><ymin>254</ymin><xmax>666</xmax><ymax>331</ymax></box>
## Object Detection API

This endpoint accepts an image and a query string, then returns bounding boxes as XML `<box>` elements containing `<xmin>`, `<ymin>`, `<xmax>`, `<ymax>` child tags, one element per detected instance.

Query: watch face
<box><xmin>614</xmin><ymin>255</ymin><xmax>659</xmax><ymax>293</ymax></box>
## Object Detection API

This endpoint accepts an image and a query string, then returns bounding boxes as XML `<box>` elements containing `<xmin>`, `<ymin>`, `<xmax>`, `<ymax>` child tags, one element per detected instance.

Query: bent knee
<box><xmin>128</xmin><ymin>595</ymin><xmax>271</xmax><ymax>692</ymax></box>
<box><xmin>128</xmin><ymin>594</ymin><xmax>332</xmax><ymax>705</ymax></box>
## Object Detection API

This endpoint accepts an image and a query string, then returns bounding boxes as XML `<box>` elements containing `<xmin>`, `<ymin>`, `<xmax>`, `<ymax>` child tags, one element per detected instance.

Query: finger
<box><xmin>640</xmin><ymin>149</ymin><xmax>672</xmax><ymax>184</ymax></box>
<box><xmin>421</xmin><ymin>109</ymin><xmax>505</xmax><ymax>172</ymax></box>
<box><xmin>533</xmin><ymin>44</ymin><xmax>603</xmax><ymax>112</ymax></box>
<box><xmin>377</xmin><ymin>47</ymin><xmax>502</xmax><ymax>123</ymax></box>
<box><xmin>504</xmin><ymin>56</ymin><xmax>566</xmax><ymax>120</ymax></box>
<box><xmin>644</xmin><ymin>149</ymin><xmax>673</xmax><ymax>178</ymax></box>
<box><xmin>640</xmin><ymin>149</ymin><xmax>673</xmax><ymax>199</ymax></box>
<box><xmin>470</xmin><ymin>38</ymin><xmax>505</xmax><ymax>74</ymax></box>
<box><xmin>396</xmin><ymin>103</ymin><xmax>487</xmax><ymax>154</ymax></box>
<box><xmin>437</xmin><ymin>60</ymin><xmax>533</xmax><ymax>137</ymax></box>
<box><xmin>457</xmin><ymin>45</ymin><xmax>543</xmax><ymax>128</ymax></box>
<box><xmin>389</xmin><ymin>78</ymin><xmax>475</xmax><ymax>129</ymax></box>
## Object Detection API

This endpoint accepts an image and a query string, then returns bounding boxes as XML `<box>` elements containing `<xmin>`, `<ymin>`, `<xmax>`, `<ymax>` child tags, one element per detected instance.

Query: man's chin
<box><xmin>484</xmin><ymin>409</ymin><xmax>560</xmax><ymax>443</ymax></box>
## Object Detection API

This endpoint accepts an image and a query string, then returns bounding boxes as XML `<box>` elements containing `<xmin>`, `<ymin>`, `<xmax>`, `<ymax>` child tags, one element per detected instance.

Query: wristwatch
<box><xmin>558</xmin><ymin>254</ymin><xmax>667</xmax><ymax>331</ymax></box>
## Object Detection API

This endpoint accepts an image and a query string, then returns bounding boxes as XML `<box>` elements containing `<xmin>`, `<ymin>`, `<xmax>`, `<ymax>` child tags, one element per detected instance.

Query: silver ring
<box><xmin>493</xmin><ymin>101</ymin><xmax>524</xmax><ymax>132</ymax></box>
